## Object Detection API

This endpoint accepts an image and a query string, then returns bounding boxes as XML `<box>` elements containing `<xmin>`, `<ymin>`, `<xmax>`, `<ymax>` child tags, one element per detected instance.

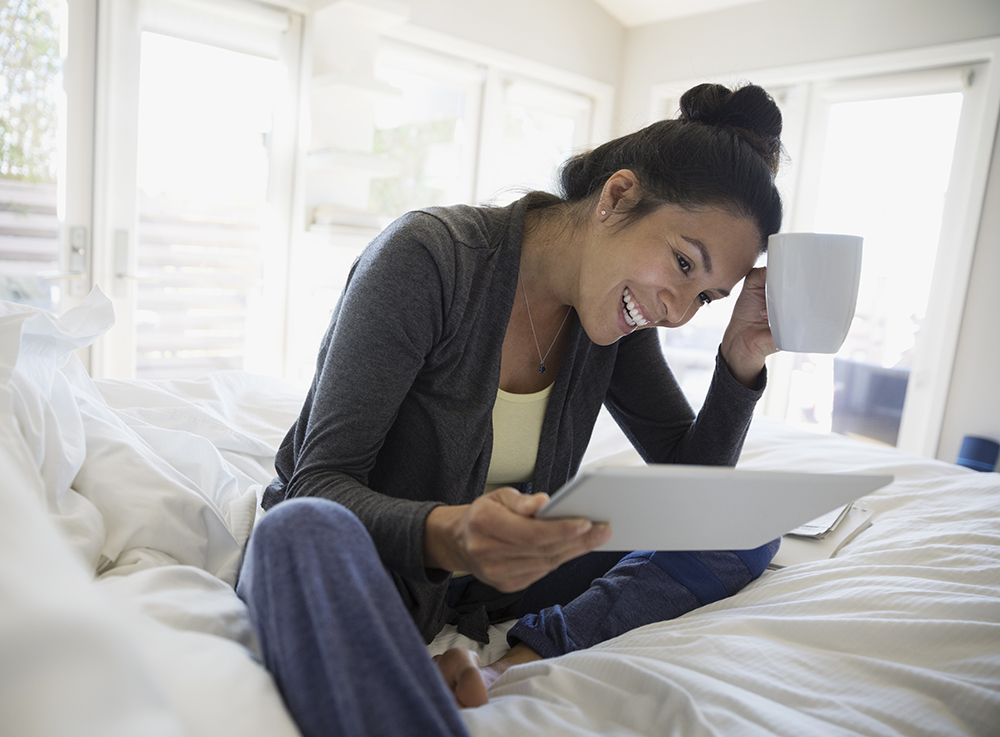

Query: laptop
<box><xmin>535</xmin><ymin>464</ymin><xmax>893</xmax><ymax>551</ymax></box>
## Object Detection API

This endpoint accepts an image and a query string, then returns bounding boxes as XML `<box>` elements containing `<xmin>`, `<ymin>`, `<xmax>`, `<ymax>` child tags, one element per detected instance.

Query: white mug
<box><xmin>765</xmin><ymin>232</ymin><xmax>863</xmax><ymax>353</ymax></box>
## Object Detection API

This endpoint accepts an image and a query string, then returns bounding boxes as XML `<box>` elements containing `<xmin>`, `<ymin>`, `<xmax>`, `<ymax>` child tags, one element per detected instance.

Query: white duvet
<box><xmin>2</xmin><ymin>290</ymin><xmax>998</xmax><ymax>737</ymax></box>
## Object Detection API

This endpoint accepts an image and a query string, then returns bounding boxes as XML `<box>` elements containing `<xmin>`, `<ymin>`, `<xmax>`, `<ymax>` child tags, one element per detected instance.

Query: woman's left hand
<box><xmin>720</xmin><ymin>267</ymin><xmax>778</xmax><ymax>388</ymax></box>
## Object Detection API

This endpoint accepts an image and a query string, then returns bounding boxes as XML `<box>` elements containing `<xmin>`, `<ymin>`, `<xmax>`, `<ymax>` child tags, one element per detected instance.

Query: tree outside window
<box><xmin>1</xmin><ymin>0</ymin><xmax>61</xmax><ymax>183</ymax></box>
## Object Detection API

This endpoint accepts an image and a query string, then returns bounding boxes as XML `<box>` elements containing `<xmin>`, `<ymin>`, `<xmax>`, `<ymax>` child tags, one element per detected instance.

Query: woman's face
<box><xmin>578</xmin><ymin>204</ymin><xmax>762</xmax><ymax>346</ymax></box>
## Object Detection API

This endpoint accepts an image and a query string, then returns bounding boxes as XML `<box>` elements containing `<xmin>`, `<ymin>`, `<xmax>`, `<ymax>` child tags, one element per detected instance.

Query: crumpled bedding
<box><xmin>0</xmin><ymin>289</ymin><xmax>301</xmax><ymax>737</ymax></box>
<box><xmin>2</xmin><ymin>289</ymin><xmax>998</xmax><ymax>737</ymax></box>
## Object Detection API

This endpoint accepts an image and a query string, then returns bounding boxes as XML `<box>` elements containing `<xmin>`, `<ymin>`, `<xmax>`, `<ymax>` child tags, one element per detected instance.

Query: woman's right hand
<box><xmin>424</xmin><ymin>487</ymin><xmax>611</xmax><ymax>592</ymax></box>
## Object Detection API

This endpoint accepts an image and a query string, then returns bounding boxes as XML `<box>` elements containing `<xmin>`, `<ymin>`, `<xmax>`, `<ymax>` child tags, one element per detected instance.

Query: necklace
<box><xmin>520</xmin><ymin>271</ymin><xmax>571</xmax><ymax>374</ymax></box>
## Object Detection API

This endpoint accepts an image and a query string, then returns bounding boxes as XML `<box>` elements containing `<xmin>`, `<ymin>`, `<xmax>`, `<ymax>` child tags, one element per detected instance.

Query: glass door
<box><xmin>91</xmin><ymin>0</ymin><xmax>302</xmax><ymax>379</ymax></box>
<box><xmin>765</xmin><ymin>69</ymin><xmax>970</xmax><ymax>447</ymax></box>
<box><xmin>789</xmin><ymin>92</ymin><xmax>962</xmax><ymax>444</ymax></box>
<box><xmin>132</xmin><ymin>32</ymin><xmax>288</xmax><ymax>379</ymax></box>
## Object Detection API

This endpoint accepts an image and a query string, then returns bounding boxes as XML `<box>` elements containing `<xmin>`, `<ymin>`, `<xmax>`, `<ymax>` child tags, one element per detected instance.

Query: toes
<box><xmin>455</xmin><ymin>666</ymin><xmax>489</xmax><ymax>708</ymax></box>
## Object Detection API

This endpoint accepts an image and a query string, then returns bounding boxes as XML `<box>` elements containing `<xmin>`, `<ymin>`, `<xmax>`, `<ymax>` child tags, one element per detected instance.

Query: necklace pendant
<box><xmin>539</xmin><ymin>364</ymin><xmax>546</xmax><ymax>374</ymax></box>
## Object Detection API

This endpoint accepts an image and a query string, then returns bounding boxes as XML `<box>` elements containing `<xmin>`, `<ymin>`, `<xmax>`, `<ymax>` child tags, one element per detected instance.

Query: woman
<box><xmin>238</xmin><ymin>82</ymin><xmax>784</xmax><ymax>737</ymax></box>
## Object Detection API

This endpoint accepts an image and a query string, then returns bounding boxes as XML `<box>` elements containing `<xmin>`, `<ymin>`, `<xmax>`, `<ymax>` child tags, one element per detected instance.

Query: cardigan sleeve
<box><xmin>603</xmin><ymin>328</ymin><xmax>765</xmax><ymax>467</ymax></box>
<box><xmin>271</xmin><ymin>213</ymin><xmax>456</xmax><ymax>584</ymax></box>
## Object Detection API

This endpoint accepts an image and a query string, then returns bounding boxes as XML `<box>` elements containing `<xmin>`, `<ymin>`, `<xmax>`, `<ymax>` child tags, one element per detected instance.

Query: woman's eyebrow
<box><xmin>682</xmin><ymin>236</ymin><xmax>713</xmax><ymax>274</ymax></box>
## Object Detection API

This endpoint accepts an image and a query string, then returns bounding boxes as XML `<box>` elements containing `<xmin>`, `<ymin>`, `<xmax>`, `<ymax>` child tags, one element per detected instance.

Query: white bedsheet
<box><xmin>464</xmin><ymin>420</ymin><xmax>1000</xmax><ymax>736</ymax></box>
<box><xmin>2</xmin><ymin>290</ymin><xmax>998</xmax><ymax>737</ymax></box>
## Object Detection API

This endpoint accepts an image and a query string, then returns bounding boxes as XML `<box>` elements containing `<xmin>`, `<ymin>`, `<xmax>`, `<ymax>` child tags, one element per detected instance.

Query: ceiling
<box><xmin>591</xmin><ymin>0</ymin><xmax>768</xmax><ymax>27</ymax></box>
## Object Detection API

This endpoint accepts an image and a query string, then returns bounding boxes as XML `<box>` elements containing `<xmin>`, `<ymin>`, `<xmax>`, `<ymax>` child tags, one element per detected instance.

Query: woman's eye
<box><xmin>698</xmin><ymin>292</ymin><xmax>713</xmax><ymax>306</ymax></box>
<box><xmin>676</xmin><ymin>253</ymin><xmax>692</xmax><ymax>273</ymax></box>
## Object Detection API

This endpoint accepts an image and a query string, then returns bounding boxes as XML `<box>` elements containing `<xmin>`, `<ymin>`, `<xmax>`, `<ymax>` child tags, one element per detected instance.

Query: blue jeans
<box><xmin>237</xmin><ymin>498</ymin><xmax>470</xmax><ymax>737</ymax></box>
<box><xmin>506</xmin><ymin>543</ymin><xmax>779</xmax><ymax>658</ymax></box>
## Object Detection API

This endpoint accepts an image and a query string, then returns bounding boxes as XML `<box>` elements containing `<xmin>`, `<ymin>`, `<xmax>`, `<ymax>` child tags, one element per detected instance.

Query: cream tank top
<box><xmin>484</xmin><ymin>383</ymin><xmax>552</xmax><ymax>492</ymax></box>
<box><xmin>450</xmin><ymin>385</ymin><xmax>551</xmax><ymax>578</ymax></box>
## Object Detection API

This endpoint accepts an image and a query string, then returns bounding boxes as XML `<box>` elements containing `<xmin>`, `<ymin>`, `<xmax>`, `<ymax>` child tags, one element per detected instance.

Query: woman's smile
<box><xmin>621</xmin><ymin>287</ymin><xmax>651</xmax><ymax>328</ymax></box>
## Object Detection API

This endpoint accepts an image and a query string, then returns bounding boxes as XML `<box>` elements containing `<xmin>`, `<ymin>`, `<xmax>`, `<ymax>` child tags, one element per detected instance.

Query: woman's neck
<box><xmin>519</xmin><ymin>205</ymin><xmax>588</xmax><ymax>317</ymax></box>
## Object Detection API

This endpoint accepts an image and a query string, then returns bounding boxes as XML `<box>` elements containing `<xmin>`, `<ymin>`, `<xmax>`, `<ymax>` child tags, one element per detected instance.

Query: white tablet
<box><xmin>535</xmin><ymin>464</ymin><xmax>893</xmax><ymax>551</ymax></box>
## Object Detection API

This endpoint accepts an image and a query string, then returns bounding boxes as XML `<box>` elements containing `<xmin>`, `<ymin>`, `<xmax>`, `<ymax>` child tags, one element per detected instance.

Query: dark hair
<box><xmin>539</xmin><ymin>83</ymin><xmax>784</xmax><ymax>249</ymax></box>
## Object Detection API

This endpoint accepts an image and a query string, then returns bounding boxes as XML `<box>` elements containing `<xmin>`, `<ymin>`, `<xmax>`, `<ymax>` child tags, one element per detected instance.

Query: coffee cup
<box><xmin>765</xmin><ymin>232</ymin><xmax>863</xmax><ymax>353</ymax></box>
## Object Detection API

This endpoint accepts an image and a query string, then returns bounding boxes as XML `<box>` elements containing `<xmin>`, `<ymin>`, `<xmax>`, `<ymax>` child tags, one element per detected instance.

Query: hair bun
<box><xmin>679</xmin><ymin>83</ymin><xmax>782</xmax><ymax>175</ymax></box>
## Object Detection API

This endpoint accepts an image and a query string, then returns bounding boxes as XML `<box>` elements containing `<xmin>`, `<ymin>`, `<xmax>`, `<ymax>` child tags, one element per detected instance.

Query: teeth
<box><xmin>622</xmin><ymin>288</ymin><xmax>649</xmax><ymax>327</ymax></box>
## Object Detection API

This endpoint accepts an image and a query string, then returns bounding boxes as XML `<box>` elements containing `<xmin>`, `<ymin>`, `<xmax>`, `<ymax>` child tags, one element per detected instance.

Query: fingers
<box><xmin>488</xmin><ymin>487</ymin><xmax>591</xmax><ymax>545</ymax></box>
<box><xmin>459</xmin><ymin>488</ymin><xmax>612</xmax><ymax>592</ymax></box>
<box><xmin>744</xmin><ymin>265</ymin><xmax>767</xmax><ymax>286</ymax></box>
<box><xmin>493</xmin><ymin>486</ymin><xmax>550</xmax><ymax>515</ymax></box>
<box><xmin>721</xmin><ymin>267</ymin><xmax>778</xmax><ymax>383</ymax></box>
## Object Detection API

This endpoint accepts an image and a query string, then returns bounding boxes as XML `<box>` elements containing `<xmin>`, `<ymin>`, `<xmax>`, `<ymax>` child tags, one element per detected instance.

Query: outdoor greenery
<box><xmin>1</xmin><ymin>0</ymin><xmax>61</xmax><ymax>182</ymax></box>
<box><xmin>370</xmin><ymin>118</ymin><xmax>458</xmax><ymax>218</ymax></box>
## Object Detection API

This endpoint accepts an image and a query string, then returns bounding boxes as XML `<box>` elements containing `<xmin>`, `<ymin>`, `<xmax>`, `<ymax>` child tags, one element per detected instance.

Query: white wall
<box><xmin>406</xmin><ymin>0</ymin><xmax>624</xmax><ymax>86</ymax></box>
<box><xmin>939</xmin><ymin>128</ymin><xmax>1000</xmax><ymax>465</ymax></box>
<box><xmin>615</xmin><ymin>0</ymin><xmax>1000</xmax><ymax>462</ymax></box>
<box><xmin>616</xmin><ymin>0</ymin><xmax>1000</xmax><ymax>126</ymax></box>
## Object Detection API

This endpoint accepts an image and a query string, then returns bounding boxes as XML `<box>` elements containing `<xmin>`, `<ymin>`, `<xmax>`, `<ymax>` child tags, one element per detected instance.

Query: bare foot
<box><xmin>434</xmin><ymin>643</ymin><xmax>542</xmax><ymax>708</ymax></box>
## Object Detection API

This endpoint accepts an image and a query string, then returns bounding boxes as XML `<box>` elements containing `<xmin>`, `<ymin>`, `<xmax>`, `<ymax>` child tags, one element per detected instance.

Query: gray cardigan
<box><xmin>263</xmin><ymin>197</ymin><xmax>764</xmax><ymax>642</ymax></box>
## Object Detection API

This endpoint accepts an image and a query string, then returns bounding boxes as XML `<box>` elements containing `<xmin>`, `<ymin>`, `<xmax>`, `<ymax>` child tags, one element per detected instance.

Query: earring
<box><xmin>601</xmin><ymin>210</ymin><xmax>607</xmax><ymax>216</ymax></box>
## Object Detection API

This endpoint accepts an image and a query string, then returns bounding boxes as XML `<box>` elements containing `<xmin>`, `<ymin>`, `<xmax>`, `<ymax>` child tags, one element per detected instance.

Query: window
<box><xmin>651</xmin><ymin>42</ymin><xmax>1000</xmax><ymax>456</ymax></box>
<box><xmin>366</xmin><ymin>43</ymin><xmax>596</xmax><ymax>217</ymax></box>
<box><xmin>476</xmin><ymin>75</ymin><xmax>594</xmax><ymax>205</ymax></box>
<box><xmin>369</xmin><ymin>46</ymin><xmax>482</xmax><ymax>220</ymax></box>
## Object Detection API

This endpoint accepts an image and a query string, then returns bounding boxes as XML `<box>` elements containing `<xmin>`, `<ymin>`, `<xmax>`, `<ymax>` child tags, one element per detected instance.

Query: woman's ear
<box><xmin>599</xmin><ymin>169</ymin><xmax>640</xmax><ymax>216</ymax></box>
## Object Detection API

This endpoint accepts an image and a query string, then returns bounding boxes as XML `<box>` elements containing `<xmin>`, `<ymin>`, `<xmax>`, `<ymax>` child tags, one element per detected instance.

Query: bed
<box><xmin>3</xmin><ymin>289</ymin><xmax>998</xmax><ymax>737</ymax></box>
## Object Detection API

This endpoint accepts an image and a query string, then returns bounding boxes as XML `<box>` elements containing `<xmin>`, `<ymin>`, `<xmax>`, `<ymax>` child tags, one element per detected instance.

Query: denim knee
<box><xmin>240</xmin><ymin>497</ymin><xmax>372</xmax><ymax>596</ymax></box>
<box><xmin>253</xmin><ymin>497</ymin><xmax>367</xmax><ymax>552</ymax></box>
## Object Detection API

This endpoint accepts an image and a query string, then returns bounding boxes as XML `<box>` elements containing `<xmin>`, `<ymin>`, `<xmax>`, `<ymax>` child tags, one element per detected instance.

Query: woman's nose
<box><xmin>660</xmin><ymin>287</ymin><xmax>703</xmax><ymax>326</ymax></box>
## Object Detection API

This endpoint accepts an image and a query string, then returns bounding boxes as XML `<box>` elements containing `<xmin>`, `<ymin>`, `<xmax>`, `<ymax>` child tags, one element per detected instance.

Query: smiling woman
<box><xmin>243</xmin><ymin>82</ymin><xmax>785</xmax><ymax>736</ymax></box>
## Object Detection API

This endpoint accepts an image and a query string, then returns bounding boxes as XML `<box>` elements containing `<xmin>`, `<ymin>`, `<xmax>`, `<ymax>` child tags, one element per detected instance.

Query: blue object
<box><xmin>506</xmin><ymin>540</ymin><xmax>778</xmax><ymax>659</ymax></box>
<box><xmin>957</xmin><ymin>435</ymin><xmax>1000</xmax><ymax>472</ymax></box>
<box><xmin>832</xmin><ymin>358</ymin><xmax>910</xmax><ymax>446</ymax></box>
